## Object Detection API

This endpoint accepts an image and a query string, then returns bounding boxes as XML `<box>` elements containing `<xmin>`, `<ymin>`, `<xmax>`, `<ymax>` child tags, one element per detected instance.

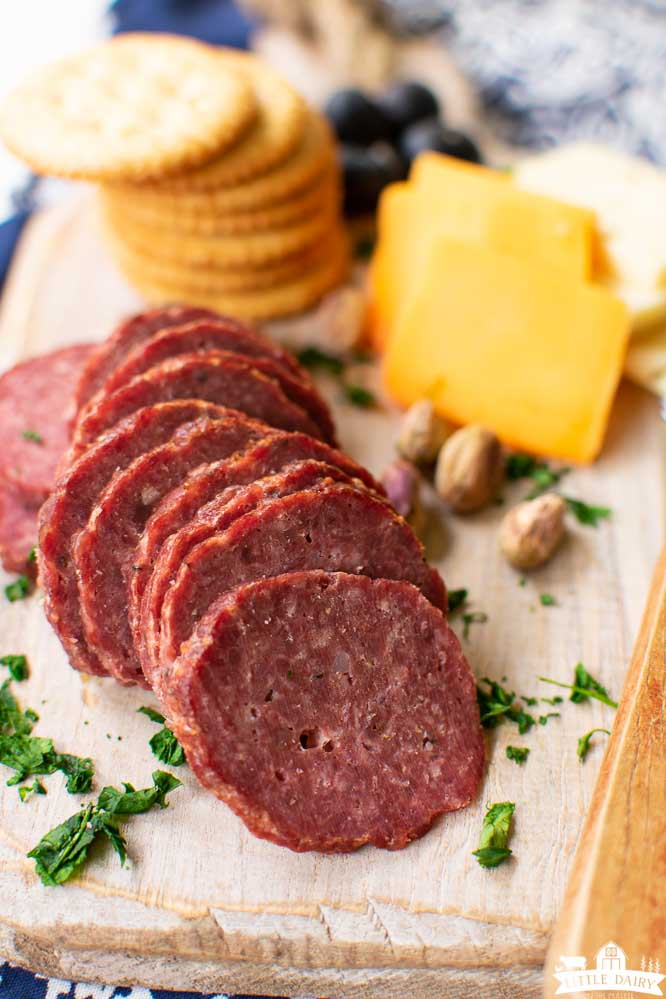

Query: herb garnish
<box><xmin>506</xmin><ymin>746</ymin><xmax>529</xmax><ymax>765</ymax></box>
<box><xmin>27</xmin><ymin>547</ymin><xmax>37</xmax><ymax>563</ymax></box>
<box><xmin>342</xmin><ymin>383</ymin><xmax>377</xmax><ymax>408</ymax></box>
<box><xmin>505</xmin><ymin>453</ymin><xmax>570</xmax><ymax>497</ymax></box>
<box><xmin>27</xmin><ymin>770</ymin><xmax>181</xmax><ymax>886</ymax></box>
<box><xmin>462</xmin><ymin>611</ymin><xmax>488</xmax><ymax>640</ymax></box>
<box><xmin>21</xmin><ymin>429</ymin><xmax>43</xmax><ymax>444</ymax></box>
<box><xmin>447</xmin><ymin>588</ymin><xmax>468</xmax><ymax>612</ymax></box>
<box><xmin>564</xmin><ymin>497</ymin><xmax>611</xmax><ymax>527</ymax></box>
<box><xmin>0</xmin><ymin>654</ymin><xmax>29</xmax><ymax>682</ymax></box>
<box><xmin>138</xmin><ymin>706</ymin><xmax>185</xmax><ymax>767</ymax></box>
<box><xmin>577</xmin><ymin>728</ymin><xmax>611</xmax><ymax>761</ymax></box>
<box><xmin>539</xmin><ymin>665</ymin><xmax>618</xmax><ymax>709</ymax></box>
<box><xmin>477</xmin><ymin>678</ymin><xmax>536</xmax><ymax>734</ymax></box>
<box><xmin>473</xmin><ymin>801</ymin><xmax>515</xmax><ymax>869</ymax></box>
<box><xmin>296</xmin><ymin>346</ymin><xmax>345</xmax><ymax>376</ymax></box>
<box><xmin>538</xmin><ymin>712</ymin><xmax>560</xmax><ymax>726</ymax></box>
<box><xmin>540</xmin><ymin>593</ymin><xmax>556</xmax><ymax>607</ymax></box>
<box><xmin>296</xmin><ymin>345</ymin><xmax>378</xmax><ymax>409</ymax></box>
<box><xmin>5</xmin><ymin>575</ymin><xmax>31</xmax><ymax>602</ymax></box>
<box><xmin>19</xmin><ymin>778</ymin><xmax>46</xmax><ymax>802</ymax></box>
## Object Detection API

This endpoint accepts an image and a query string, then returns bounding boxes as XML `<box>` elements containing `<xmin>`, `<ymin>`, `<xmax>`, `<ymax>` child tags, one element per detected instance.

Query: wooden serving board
<box><xmin>0</xmin><ymin>197</ymin><xmax>662</xmax><ymax>998</ymax></box>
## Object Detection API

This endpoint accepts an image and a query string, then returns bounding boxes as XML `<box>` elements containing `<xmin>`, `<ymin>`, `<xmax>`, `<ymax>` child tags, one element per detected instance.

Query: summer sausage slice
<box><xmin>0</xmin><ymin>344</ymin><xmax>95</xmax><ymax>506</ymax></box>
<box><xmin>38</xmin><ymin>401</ymin><xmax>233</xmax><ymax>677</ymax></box>
<box><xmin>164</xmin><ymin>570</ymin><xmax>484</xmax><ymax>853</ymax></box>
<box><xmin>73</xmin><ymin>414</ymin><xmax>273</xmax><ymax>685</ymax></box>
<box><xmin>138</xmin><ymin>461</ymin><xmax>359</xmax><ymax>692</ymax></box>
<box><xmin>129</xmin><ymin>431</ymin><xmax>385</xmax><ymax>671</ymax></box>
<box><xmin>71</xmin><ymin>352</ymin><xmax>321</xmax><ymax>456</ymax></box>
<box><xmin>72</xmin><ymin>306</ymin><xmax>217</xmax><ymax>411</ymax></box>
<box><xmin>99</xmin><ymin>325</ymin><xmax>336</xmax><ymax>444</ymax></box>
<box><xmin>159</xmin><ymin>483</ymin><xmax>446</xmax><ymax>671</ymax></box>
<box><xmin>0</xmin><ymin>486</ymin><xmax>38</xmax><ymax>575</ymax></box>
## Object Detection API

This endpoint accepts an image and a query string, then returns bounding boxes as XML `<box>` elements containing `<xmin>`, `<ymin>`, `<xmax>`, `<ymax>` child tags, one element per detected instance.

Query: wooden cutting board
<box><xmin>0</xmin><ymin>197</ymin><xmax>662</xmax><ymax>999</ymax></box>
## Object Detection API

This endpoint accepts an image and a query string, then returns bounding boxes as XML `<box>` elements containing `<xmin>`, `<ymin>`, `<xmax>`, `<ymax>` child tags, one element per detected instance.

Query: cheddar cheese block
<box><xmin>384</xmin><ymin>237</ymin><xmax>629</xmax><ymax>463</ymax></box>
<box><xmin>369</xmin><ymin>154</ymin><xmax>598</xmax><ymax>348</ymax></box>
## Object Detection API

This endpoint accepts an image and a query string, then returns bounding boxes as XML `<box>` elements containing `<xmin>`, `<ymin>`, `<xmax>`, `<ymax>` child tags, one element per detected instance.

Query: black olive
<box><xmin>379</xmin><ymin>81</ymin><xmax>440</xmax><ymax>137</ymax></box>
<box><xmin>340</xmin><ymin>142</ymin><xmax>406</xmax><ymax>217</ymax></box>
<box><xmin>324</xmin><ymin>88</ymin><xmax>392</xmax><ymax>146</ymax></box>
<box><xmin>399</xmin><ymin>118</ymin><xmax>482</xmax><ymax>167</ymax></box>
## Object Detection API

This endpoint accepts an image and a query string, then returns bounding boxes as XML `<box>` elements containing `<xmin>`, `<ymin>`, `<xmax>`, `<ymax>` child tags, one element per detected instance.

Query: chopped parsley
<box><xmin>19</xmin><ymin>778</ymin><xmax>46</xmax><ymax>802</ymax></box>
<box><xmin>462</xmin><ymin>611</ymin><xmax>488</xmax><ymax>640</ymax></box>
<box><xmin>541</xmin><ymin>695</ymin><xmax>563</xmax><ymax>706</ymax></box>
<box><xmin>477</xmin><ymin>678</ymin><xmax>536</xmax><ymax>734</ymax></box>
<box><xmin>473</xmin><ymin>801</ymin><xmax>515</xmax><ymax>869</ymax></box>
<box><xmin>342</xmin><ymin>383</ymin><xmax>377</xmax><ymax>408</ymax></box>
<box><xmin>27</xmin><ymin>770</ymin><xmax>181</xmax><ymax>886</ymax></box>
<box><xmin>539</xmin><ymin>665</ymin><xmax>618</xmax><ymax>709</ymax></box>
<box><xmin>538</xmin><ymin>712</ymin><xmax>560</xmax><ymax>726</ymax></box>
<box><xmin>506</xmin><ymin>746</ymin><xmax>529</xmax><ymax>765</ymax></box>
<box><xmin>447</xmin><ymin>588</ymin><xmax>468</xmax><ymax>612</ymax></box>
<box><xmin>21</xmin><ymin>429</ymin><xmax>43</xmax><ymax>444</ymax></box>
<box><xmin>564</xmin><ymin>497</ymin><xmax>611</xmax><ymax>527</ymax></box>
<box><xmin>138</xmin><ymin>706</ymin><xmax>185</xmax><ymax>767</ymax></box>
<box><xmin>5</xmin><ymin>575</ymin><xmax>31</xmax><ymax>602</ymax></box>
<box><xmin>354</xmin><ymin>235</ymin><xmax>375</xmax><ymax>260</ymax></box>
<box><xmin>540</xmin><ymin>593</ymin><xmax>556</xmax><ymax>607</ymax></box>
<box><xmin>0</xmin><ymin>654</ymin><xmax>28</xmax><ymax>682</ymax></box>
<box><xmin>505</xmin><ymin>453</ymin><xmax>570</xmax><ymax>498</ymax></box>
<box><xmin>295</xmin><ymin>346</ymin><xmax>378</xmax><ymax>408</ymax></box>
<box><xmin>27</xmin><ymin>547</ymin><xmax>37</xmax><ymax>563</ymax></box>
<box><xmin>295</xmin><ymin>346</ymin><xmax>345</xmax><ymax>376</ymax></box>
<box><xmin>577</xmin><ymin>728</ymin><xmax>611</xmax><ymax>761</ymax></box>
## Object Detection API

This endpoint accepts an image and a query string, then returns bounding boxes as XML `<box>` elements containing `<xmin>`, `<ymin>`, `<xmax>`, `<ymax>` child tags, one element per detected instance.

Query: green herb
<box><xmin>472</xmin><ymin>801</ymin><xmax>515</xmax><ymax>869</ymax></box>
<box><xmin>19</xmin><ymin>778</ymin><xmax>46</xmax><ymax>802</ymax></box>
<box><xmin>462</xmin><ymin>611</ymin><xmax>488</xmax><ymax>640</ymax></box>
<box><xmin>541</xmin><ymin>695</ymin><xmax>563</xmax><ymax>706</ymax></box>
<box><xmin>5</xmin><ymin>575</ymin><xmax>31</xmax><ymax>602</ymax></box>
<box><xmin>0</xmin><ymin>680</ymin><xmax>36</xmax><ymax>735</ymax></box>
<box><xmin>564</xmin><ymin>497</ymin><xmax>611</xmax><ymax>527</ymax></box>
<box><xmin>540</xmin><ymin>593</ymin><xmax>556</xmax><ymax>607</ymax></box>
<box><xmin>27</xmin><ymin>547</ymin><xmax>37</xmax><ymax>563</ymax></box>
<box><xmin>518</xmin><ymin>578</ymin><xmax>527</xmax><ymax>587</ymax></box>
<box><xmin>538</xmin><ymin>712</ymin><xmax>560</xmax><ymax>726</ymax></box>
<box><xmin>447</xmin><ymin>588</ymin><xmax>468</xmax><ymax>612</ymax></box>
<box><xmin>539</xmin><ymin>667</ymin><xmax>618</xmax><ymax>709</ymax></box>
<box><xmin>354</xmin><ymin>235</ymin><xmax>375</xmax><ymax>260</ymax></box>
<box><xmin>577</xmin><ymin>728</ymin><xmax>611</xmax><ymax>761</ymax></box>
<box><xmin>526</xmin><ymin>464</ymin><xmax>570</xmax><ymax>499</ymax></box>
<box><xmin>296</xmin><ymin>346</ymin><xmax>344</xmax><ymax>376</ymax></box>
<box><xmin>0</xmin><ymin>654</ymin><xmax>29</xmax><ymax>682</ymax></box>
<box><xmin>521</xmin><ymin>695</ymin><xmax>538</xmax><ymax>706</ymax></box>
<box><xmin>506</xmin><ymin>746</ymin><xmax>529</xmax><ymax>765</ymax></box>
<box><xmin>506</xmin><ymin>453</ymin><xmax>537</xmax><ymax>480</ymax></box>
<box><xmin>343</xmin><ymin>383</ymin><xmax>377</xmax><ymax>408</ymax></box>
<box><xmin>21</xmin><ymin>429</ymin><xmax>43</xmax><ymax>444</ymax></box>
<box><xmin>138</xmin><ymin>706</ymin><xmax>185</xmax><ymax>767</ymax></box>
<box><xmin>27</xmin><ymin>770</ymin><xmax>181</xmax><ymax>886</ymax></box>
<box><xmin>477</xmin><ymin>678</ymin><xmax>536</xmax><ymax>734</ymax></box>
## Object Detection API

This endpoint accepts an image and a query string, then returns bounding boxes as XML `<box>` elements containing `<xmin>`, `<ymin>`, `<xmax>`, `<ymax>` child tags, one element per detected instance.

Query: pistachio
<box><xmin>499</xmin><ymin>493</ymin><xmax>566</xmax><ymax>569</ymax></box>
<box><xmin>397</xmin><ymin>400</ymin><xmax>452</xmax><ymax>465</ymax></box>
<box><xmin>435</xmin><ymin>424</ymin><xmax>504</xmax><ymax>512</ymax></box>
<box><xmin>381</xmin><ymin>458</ymin><xmax>425</xmax><ymax>534</ymax></box>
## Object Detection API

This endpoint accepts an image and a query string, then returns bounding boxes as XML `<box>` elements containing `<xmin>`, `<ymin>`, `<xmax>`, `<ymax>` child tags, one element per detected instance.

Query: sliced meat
<box><xmin>165</xmin><ymin>570</ymin><xmax>484</xmax><ymax>853</ymax></box>
<box><xmin>0</xmin><ymin>486</ymin><xmax>38</xmax><ymax>576</ymax></box>
<box><xmin>37</xmin><ymin>401</ymin><xmax>235</xmax><ymax>677</ymax></box>
<box><xmin>0</xmin><ymin>344</ymin><xmax>95</xmax><ymax>506</ymax></box>
<box><xmin>73</xmin><ymin>414</ymin><xmax>274</xmax><ymax>685</ymax></box>
<box><xmin>159</xmin><ymin>483</ymin><xmax>446</xmax><ymax>671</ymax></box>
<box><xmin>71</xmin><ymin>353</ymin><xmax>321</xmax><ymax>456</ymax></box>
<box><xmin>100</xmin><ymin>318</ymin><xmax>313</xmax><ymax>397</ymax></box>
<box><xmin>129</xmin><ymin>431</ymin><xmax>385</xmax><ymax>672</ymax></box>
<box><xmin>99</xmin><ymin>325</ymin><xmax>336</xmax><ymax>444</ymax></box>
<box><xmin>72</xmin><ymin>306</ymin><xmax>218</xmax><ymax>411</ymax></box>
<box><xmin>138</xmin><ymin>461</ymin><xmax>359</xmax><ymax>691</ymax></box>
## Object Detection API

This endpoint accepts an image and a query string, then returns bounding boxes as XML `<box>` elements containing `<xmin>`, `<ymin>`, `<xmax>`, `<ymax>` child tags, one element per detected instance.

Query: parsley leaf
<box><xmin>538</xmin><ymin>712</ymin><xmax>560</xmax><ymax>726</ymax></box>
<box><xmin>505</xmin><ymin>453</ymin><xmax>570</xmax><ymax>497</ymax></box>
<box><xmin>21</xmin><ymin>429</ymin><xmax>43</xmax><ymax>444</ymax></box>
<box><xmin>447</xmin><ymin>588</ymin><xmax>468</xmax><ymax>612</ymax></box>
<box><xmin>27</xmin><ymin>770</ymin><xmax>182</xmax><ymax>886</ymax></box>
<box><xmin>564</xmin><ymin>497</ymin><xmax>611</xmax><ymax>527</ymax></box>
<box><xmin>138</xmin><ymin>706</ymin><xmax>186</xmax><ymax>767</ymax></box>
<box><xmin>19</xmin><ymin>778</ymin><xmax>46</xmax><ymax>802</ymax></box>
<box><xmin>0</xmin><ymin>654</ymin><xmax>29</xmax><ymax>682</ymax></box>
<box><xmin>462</xmin><ymin>611</ymin><xmax>488</xmax><ymax>640</ymax></box>
<box><xmin>577</xmin><ymin>728</ymin><xmax>611</xmax><ymax>761</ymax></box>
<box><xmin>476</xmin><ymin>678</ymin><xmax>536</xmax><ymax>734</ymax></box>
<box><xmin>27</xmin><ymin>547</ymin><xmax>37</xmax><ymax>564</ymax></box>
<box><xmin>343</xmin><ymin>383</ymin><xmax>377</xmax><ymax>408</ymax></box>
<box><xmin>506</xmin><ymin>453</ymin><xmax>537</xmax><ymax>480</ymax></box>
<box><xmin>506</xmin><ymin>746</ymin><xmax>529</xmax><ymax>765</ymax></box>
<box><xmin>539</xmin><ymin>667</ymin><xmax>618</xmax><ymax>709</ymax></box>
<box><xmin>5</xmin><ymin>575</ymin><xmax>31</xmax><ymax>602</ymax></box>
<box><xmin>473</xmin><ymin>801</ymin><xmax>515</xmax><ymax>869</ymax></box>
<box><xmin>539</xmin><ymin>593</ymin><xmax>556</xmax><ymax>607</ymax></box>
<box><xmin>354</xmin><ymin>235</ymin><xmax>375</xmax><ymax>260</ymax></box>
<box><xmin>296</xmin><ymin>346</ymin><xmax>345</xmax><ymax>376</ymax></box>
<box><xmin>137</xmin><ymin>705</ymin><xmax>165</xmax><ymax>725</ymax></box>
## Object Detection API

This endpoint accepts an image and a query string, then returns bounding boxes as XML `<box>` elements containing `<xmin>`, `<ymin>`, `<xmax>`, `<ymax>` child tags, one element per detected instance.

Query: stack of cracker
<box><xmin>0</xmin><ymin>33</ymin><xmax>349</xmax><ymax>321</ymax></box>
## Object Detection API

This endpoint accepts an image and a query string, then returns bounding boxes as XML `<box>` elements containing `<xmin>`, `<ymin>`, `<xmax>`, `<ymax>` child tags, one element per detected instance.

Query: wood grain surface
<box><xmin>0</xmin><ymin>197</ymin><xmax>662</xmax><ymax>998</ymax></box>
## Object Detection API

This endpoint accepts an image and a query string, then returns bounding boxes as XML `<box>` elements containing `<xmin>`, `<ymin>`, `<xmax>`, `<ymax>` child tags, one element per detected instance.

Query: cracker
<box><xmin>102</xmin><ymin>197</ymin><xmax>338</xmax><ymax>268</ymax></box>
<box><xmin>99</xmin><ymin>168</ymin><xmax>340</xmax><ymax>236</ymax></box>
<box><xmin>0</xmin><ymin>33</ymin><xmax>257</xmax><ymax>182</ymax></box>
<box><xmin>108</xmin><ymin>112</ymin><xmax>335</xmax><ymax>214</ymax></box>
<box><xmin>141</xmin><ymin>52</ymin><xmax>307</xmax><ymax>191</ymax></box>
<box><xmin>114</xmin><ymin>228</ymin><xmax>351</xmax><ymax>321</ymax></box>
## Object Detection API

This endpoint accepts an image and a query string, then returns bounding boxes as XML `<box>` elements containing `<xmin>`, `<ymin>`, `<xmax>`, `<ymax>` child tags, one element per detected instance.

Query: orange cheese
<box><xmin>383</xmin><ymin>237</ymin><xmax>629</xmax><ymax>463</ymax></box>
<box><xmin>368</xmin><ymin>154</ymin><xmax>597</xmax><ymax>350</ymax></box>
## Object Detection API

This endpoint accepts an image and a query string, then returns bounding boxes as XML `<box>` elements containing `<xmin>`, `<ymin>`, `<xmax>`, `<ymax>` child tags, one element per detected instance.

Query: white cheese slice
<box><xmin>624</xmin><ymin>323</ymin><xmax>666</xmax><ymax>395</ymax></box>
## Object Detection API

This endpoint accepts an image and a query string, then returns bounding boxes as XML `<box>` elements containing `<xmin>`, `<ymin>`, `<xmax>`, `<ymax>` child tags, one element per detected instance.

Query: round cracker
<box><xmin>115</xmin><ymin>228</ymin><xmax>351</xmax><ymax>321</ymax></box>
<box><xmin>99</xmin><ymin>169</ymin><xmax>340</xmax><ymax>236</ymax></box>
<box><xmin>102</xmin><ymin>197</ymin><xmax>338</xmax><ymax>268</ymax></box>
<box><xmin>108</xmin><ymin>112</ymin><xmax>335</xmax><ymax>214</ymax></box>
<box><xmin>0</xmin><ymin>34</ymin><xmax>257</xmax><ymax>182</ymax></box>
<box><xmin>141</xmin><ymin>52</ymin><xmax>307</xmax><ymax>192</ymax></box>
